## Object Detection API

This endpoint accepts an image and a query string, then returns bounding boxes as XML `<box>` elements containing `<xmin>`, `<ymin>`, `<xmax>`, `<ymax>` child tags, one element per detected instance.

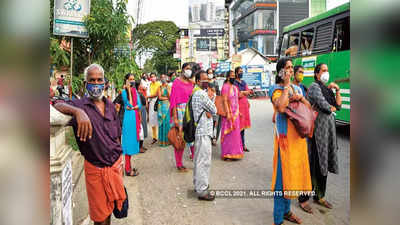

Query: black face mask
<box><xmin>229</xmin><ymin>78</ymin><xmax>235</xmax><ymax>84</ymax></box>
<box><xmin>200</xmin><ymin>81</ymin><xmax>209</xmax><ymax>90</ymax></box>
<box><xmin>130</xmin><ymin>82</ymin><xmax>136</xmax><ymax>87</ymax></box>
<box><xmin>238</xmin><ymin>73</ymin><xmax>243</xmax><ymax>79</ymax></box>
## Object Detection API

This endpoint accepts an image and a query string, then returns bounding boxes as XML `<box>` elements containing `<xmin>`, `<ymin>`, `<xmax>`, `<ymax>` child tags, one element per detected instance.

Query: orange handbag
<box><xmin>215</xmin><ymin>96</ymin><xmax>230</xmax><ymax>117</ymax></box>
<box><xmin>167</xmin><ymin>126</ymin><xmax>186</xmax><ymax>149</ymax></box>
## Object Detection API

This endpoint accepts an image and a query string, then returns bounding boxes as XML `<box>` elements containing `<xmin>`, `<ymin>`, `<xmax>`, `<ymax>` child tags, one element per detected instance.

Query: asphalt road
<box><xmin>113</xmin><ymin>99</ymin><xmax>350</xmax><ymax>225</ymax></box>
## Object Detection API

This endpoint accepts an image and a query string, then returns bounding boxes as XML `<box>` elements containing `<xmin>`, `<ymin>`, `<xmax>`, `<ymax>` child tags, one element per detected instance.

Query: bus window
<box><xmin>279</xmin><ymin>33</ymin><xmax>289</xmax><ymax>57</ymax></box>
<box><xmin>314</xmin><ymin>22</ymin><xmax>333</xmax><ymax>53</ymax></box>
<box><xmin>333</xmin><ymin>17</ymin><xmax>350</xmax><ymax>51</ymax></box>
<box><xmin>285</xmin><ymin>33</ymin><xmax>300</xmax><ymax>57</ymax></box>
<box><xmin>300</xmin><ymin>28</ymin><xmax>314</xmax><ymax>56</ymax></box>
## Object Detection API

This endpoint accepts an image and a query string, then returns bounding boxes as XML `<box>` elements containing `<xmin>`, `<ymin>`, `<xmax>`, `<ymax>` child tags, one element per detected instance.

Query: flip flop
<box><xmin>315</xmin><ymin>198</ymin><xmax>333</xmax><ymax>209</ymax></box>
<box><xmin>284</xmin><ymin>211</ymin><xmax>302</xmax><ymax>224</ymax></box>
<box><xmin>299</xmin><ymin>202</ymin><xmax>313</xmax><ymax>214</ymax></box>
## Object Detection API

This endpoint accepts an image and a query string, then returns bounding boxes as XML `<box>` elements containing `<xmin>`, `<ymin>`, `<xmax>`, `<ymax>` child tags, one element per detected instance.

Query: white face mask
<box><xmin>208</xmin><ymin>74</ymin><xmax>214</xmax><ymax>79</ymax></box>
<box><xmin>320</xmin><ymin>72</ymin><xmax>330</xmax><ymax>83</ymax></box>
<box><xmin>184</xmin><ymin>69</ymin><xmax>192</xmax><ymax>78</ymax></box>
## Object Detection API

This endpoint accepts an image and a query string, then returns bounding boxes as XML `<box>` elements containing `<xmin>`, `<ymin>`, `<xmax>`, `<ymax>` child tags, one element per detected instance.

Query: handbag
<box><xmin>285</xmin><ymin>101</ymin><xmax>318</xmax><ymax>138</ymax></box>
<box><xmin>153</xmin><ymin>97</ymin><xmax>159</xmax><ymax>111</ymax></box>
<box><xmin>113</xmin><ymin>186</ymin><xmax>129</xmax><ymax>219</ymax></box>
<box><xmin>215</xmin><ymin>95</ymin><xmax>230</xmax><ymax>117</ymax></box>
<box><xmin>167</xmin><ymin>126</ymin><xmax>186</xmax><ymax>149</ymax></box>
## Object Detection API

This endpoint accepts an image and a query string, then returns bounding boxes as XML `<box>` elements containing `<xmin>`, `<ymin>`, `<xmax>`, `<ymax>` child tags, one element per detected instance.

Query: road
<box><xmin>113</xmin><ymin>99</ymin><xmax>350</xmax><ymax>225</ymax></box>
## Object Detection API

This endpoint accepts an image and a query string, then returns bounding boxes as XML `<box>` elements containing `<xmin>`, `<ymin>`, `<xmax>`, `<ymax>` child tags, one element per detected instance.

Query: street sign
<box><xmin>196</xmin><ymin>39</ymin><xmax>217</xmax><ymax>51</ymax></box>
<box><xmin>53</xmin><ymin>0</ymin><xmax>90</xmax><ymax>38</ymax></box>
<box><xmin>215</xmin><ymin>61</ymin><xmax>231</xmax><ymax>74</ymax></box>
<box><xmin>193</xmin><ymin>28</ymin><xmax>225</xmax><ymax>37</ymax></box>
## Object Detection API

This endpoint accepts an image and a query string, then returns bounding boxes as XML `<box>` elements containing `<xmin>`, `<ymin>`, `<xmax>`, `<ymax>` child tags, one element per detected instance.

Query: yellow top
<box><xmin>271</xmin><ymin>89</ymin><xmax>312</xmax><ymax>199</ymax></box>
<box><xmin>149</xmin><ymin>81</ymin><xmax>161</xmax><ymax>97</ymax></box>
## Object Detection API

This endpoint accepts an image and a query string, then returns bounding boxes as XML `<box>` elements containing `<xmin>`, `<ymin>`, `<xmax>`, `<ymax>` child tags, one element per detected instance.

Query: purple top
<box><xmin>67</xmin><ymin>97</ymin><xmax>122</xmax><ymax>168</ymax></box>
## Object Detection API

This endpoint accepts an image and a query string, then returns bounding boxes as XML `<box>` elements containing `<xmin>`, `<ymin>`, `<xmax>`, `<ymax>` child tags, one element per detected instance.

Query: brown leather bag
<box><xmin>215</xmin><ymin>95</ymin><xmax>230</xmax><ymax>117</ymax></box>
<box><xmin>285</xmin><ymin>101</ymin><xmax>318</xmax><ymax>138</ymax></box>
<box><xmin>167</xmin><ymin>126</ymin><xmax>186</xmax><ymax>149</ymax></box>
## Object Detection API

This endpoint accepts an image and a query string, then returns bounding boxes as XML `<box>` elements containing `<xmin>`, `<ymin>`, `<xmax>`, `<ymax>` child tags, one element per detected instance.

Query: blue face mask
<box><xmin>86</xmin><ymin>83</ymin><xmax>105</xmax><ymax>99</ymax></box>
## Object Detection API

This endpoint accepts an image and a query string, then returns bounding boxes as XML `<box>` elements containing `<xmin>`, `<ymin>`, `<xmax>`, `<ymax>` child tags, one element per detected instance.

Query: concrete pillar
<box><xmin>50</xmin><ymin>105</ymin><xmax>73</xmax><ymax>225</ymax></box>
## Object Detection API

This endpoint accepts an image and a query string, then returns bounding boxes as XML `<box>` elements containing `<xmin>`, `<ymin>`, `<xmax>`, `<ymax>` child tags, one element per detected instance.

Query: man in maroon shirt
<box><xmin>54</xmin><ymin>64</ymin><xmax>126</xmax><ymax>225</ymax></box>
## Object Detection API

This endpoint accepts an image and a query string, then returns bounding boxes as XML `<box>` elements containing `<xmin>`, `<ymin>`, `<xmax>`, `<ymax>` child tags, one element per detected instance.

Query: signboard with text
<box><xmin>196</xmin><ymin>39</ymin><xmax>217</xmax><ymax>51</ymax></box>
<box><xmin>242</xmin><ymin>65</ymin><xmax>266</xmax><ymax>88</ymax></box>
<box><xmin>193</xmin><ymin>28</ymin><xmax>225</xmax><ymax>37</ymax></box>
<box><xmin>215</xmin><ymin>61</ymin><xmax>231</xmax><ymax>74</ymax></box>
<box><xmin>53</xmin><ymin>0</ymin><xmax>90</xmax><ymax>38</ymax></box>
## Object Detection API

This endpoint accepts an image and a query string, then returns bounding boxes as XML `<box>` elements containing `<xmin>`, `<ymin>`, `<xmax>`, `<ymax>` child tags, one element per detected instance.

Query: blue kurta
<box><xmin>121</xmin><ymin>89</ymin><xmax>142</xmax><ymax>156</ymax></box>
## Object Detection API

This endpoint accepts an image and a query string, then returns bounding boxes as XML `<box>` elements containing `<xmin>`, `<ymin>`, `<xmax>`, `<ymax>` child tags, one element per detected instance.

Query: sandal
<box><xmin>198</xmin><ymin>192</ymin><xmax>215</xmax><ymax>201</ymax></box>
<box><xmin>299</xmin><ymin>202</ymin><xmax>313</xmax><ymax>214</ymax></box>
<box><xmin>244</xmin><ymin>147</ymin><xmax>250</xmax><ymax>152</ymax></box>
<box><xmin>284</xmin><ymin>211</ymin><xmax>302</xmax><ymax>224</ymax></box>
<box><xmin>315</xmin><ymin>198</ymin><xmax>333</xmax><ymax>209</ymax></box>
<box><xmin>126</xmin><ymin>169</ymin><xmax>139</xmax><ymax>177</ymax></box>
<box><xmin>177</xmin><ymin>166</ymin><xmax>188</xmax><ymax>172</ymax></box>
<box><xmin>151</xmin><ymin>139</ymin><xmax>157</xmax><ymax>144</ymax></box>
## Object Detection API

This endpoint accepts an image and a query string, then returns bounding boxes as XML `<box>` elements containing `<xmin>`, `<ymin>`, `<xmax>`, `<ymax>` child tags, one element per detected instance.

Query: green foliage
<box><xmin>50</xmin><ymin>37</ymin><xmax>70</xmax><ymax>68</ymax></box>
<box><xmin>50</xmin><ymin>0</ymin><xmax>140</xmax><ymax>96</ymax></box>
<box><xmin>108</xmin><ymin>52</ymin><xmax>141</xmax><ymax>91</ymax></box>
<box><xmin>132</xmin><ymin>21</ymin><xmax>180</xmax><ymax>55</ymax></box>
<box><xmin>132</xmin><ymin>21</ymin><xmax>180</xmax><ymax>74</ymax></box>
<box><xmin>150</xmin><ymin>52</ymin><xmax>180</xmax><ymax>74</ymax></box>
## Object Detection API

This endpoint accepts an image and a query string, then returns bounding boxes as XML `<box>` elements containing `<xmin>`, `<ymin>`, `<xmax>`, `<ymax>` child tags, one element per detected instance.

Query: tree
<box><xmin>132</xmin><ymin>21</ymin><xmax>180</xmax><ymax>56</ymax></box>
<box><xmin>50</xmin><ymin>0</ymin><xmax>141</xmax><ymax>94</ymax></box>
<box><xmin>150</xmin><ymin>51</ymin><xmax>180</xmax><ymax>75</ymax></box>
<box><xmin>131</xmin><ymin>21</ymin><xmax>180</xmax><ymax>74</ymax></box>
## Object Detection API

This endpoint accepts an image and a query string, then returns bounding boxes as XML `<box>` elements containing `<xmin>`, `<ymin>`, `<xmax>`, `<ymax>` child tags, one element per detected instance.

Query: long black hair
<box><xmin>275</xmin><ymin>57</ymin><xmax>292</xmax><ymax>84</ymax></box>
<box><xmin>182</xmin><ymin>62</ymin><xmax>190</xmax><ymax>70</ymax></box>
<box><xmin>314</xmin><ymin>63</ymin><xmax>326</xmax><ymax>81</ymax></box>
<box><xmin>124</xmin><ymin>73</ymin><xmax>134</xmax><ymax>83</ymax></box>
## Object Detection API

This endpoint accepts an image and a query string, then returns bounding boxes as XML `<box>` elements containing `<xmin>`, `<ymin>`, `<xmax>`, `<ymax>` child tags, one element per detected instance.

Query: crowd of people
<box><xmin>52</xmin><ymin>57</ymin><xmax>341</xmax><ymax>225</ymax></box>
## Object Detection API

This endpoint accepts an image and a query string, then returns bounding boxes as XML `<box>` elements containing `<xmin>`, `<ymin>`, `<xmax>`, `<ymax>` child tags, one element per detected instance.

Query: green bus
<box><xmin>278</xmin><ymin>2</ymin><xmax>350</xmax><ymax>124</ymax></box>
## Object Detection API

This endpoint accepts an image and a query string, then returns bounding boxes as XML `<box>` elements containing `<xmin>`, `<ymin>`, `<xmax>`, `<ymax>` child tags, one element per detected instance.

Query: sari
<box><xmin>220</xmin><ymin>82</ymin><xmax>243</xmax><ymax>159</ymax></box>
<box><xmin>235</xmin><ymin>80</ymin><xmax>251</xmax><ymax>130</ymax></box>
<box><xmin>158</xmin><ymin>85</ymin><xmax>170</xmax><ymax>147</ymax></box>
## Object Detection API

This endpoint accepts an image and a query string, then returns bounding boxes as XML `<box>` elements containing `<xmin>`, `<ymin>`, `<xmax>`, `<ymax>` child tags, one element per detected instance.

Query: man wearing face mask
<box><xmin>53</xmin><ymin>64</ymin><xmax>126</xmax><ymax>225</ymax></box>
<box><xmin>191</xmin><ymin>70</ymin><xmax>217</xmax><ymax>200</ymax></box>
<box><xmin>300</xmin><ymin>63</ymin><xmax>342</xmax><ymax>211</ymax></box>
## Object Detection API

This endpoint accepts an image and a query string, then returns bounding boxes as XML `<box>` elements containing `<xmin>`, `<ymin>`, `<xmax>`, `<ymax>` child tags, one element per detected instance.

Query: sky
<box><xmin>127</xmin><ymin>0</ymin><xmax>189</xmax><ymax>28</ymax></box>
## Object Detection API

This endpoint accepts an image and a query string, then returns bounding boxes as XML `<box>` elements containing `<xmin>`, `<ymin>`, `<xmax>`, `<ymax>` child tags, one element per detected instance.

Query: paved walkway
<box><xmin>113</xmin><ymin>99</ymin><xmax>350</xmax><ymax>225</ymax></box>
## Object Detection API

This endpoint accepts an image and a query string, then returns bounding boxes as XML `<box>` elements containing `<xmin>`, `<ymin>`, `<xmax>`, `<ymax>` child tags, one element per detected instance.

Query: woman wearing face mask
<box><xmin>121</xmin><ymin>73</ymin><xmax>142</xmax><ymax>176</ymax></box>
<box><xmin>157</xmin><ymin>74</ymin><xmax>171</xmax><ymax>147</ymax></box>
<box><xmin>268</xmin><ymin>58</ymin><xmax>312</xmax><ymax>225</ymax></box>
<box><xmin>220</xmin><ymin>70</ymin><xmax>243</xmax><ymax>161</ymax></box>
<box><xmin>169</xmin><ymin>63</ymin><xmax>195</xmax><ymax>172</ymax></box>
<box><xmin>234</xmin><ymin>66</ymin><xmax>253</xmax><ymax>153</ymax></box>
<box><xmin>292</xmin><ymin>65</ymin><xmax>308</xmax><ymax>97</ymax></box>
<box><xmin>147</xmin><ymin>73</ymin><xmax>161</xmax><ymax>144</ymax></box>
<box><xmin>300</xmin><ymin>63</ymin><xmax>342</xmax><ymax>210</ymax></box>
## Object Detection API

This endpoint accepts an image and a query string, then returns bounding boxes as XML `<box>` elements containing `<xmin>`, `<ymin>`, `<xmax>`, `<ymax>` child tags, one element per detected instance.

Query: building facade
<box><xmin>228</xmin><ymin>0</ymin><xmax>338</xmax><ymax>58</ymax></box>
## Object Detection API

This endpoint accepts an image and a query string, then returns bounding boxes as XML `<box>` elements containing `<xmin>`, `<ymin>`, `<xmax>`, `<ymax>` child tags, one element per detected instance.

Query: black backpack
<box><xmin>183</xmin><ymin>93</ymin><xmax>205</xmax><ymax>143</ymax></box>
